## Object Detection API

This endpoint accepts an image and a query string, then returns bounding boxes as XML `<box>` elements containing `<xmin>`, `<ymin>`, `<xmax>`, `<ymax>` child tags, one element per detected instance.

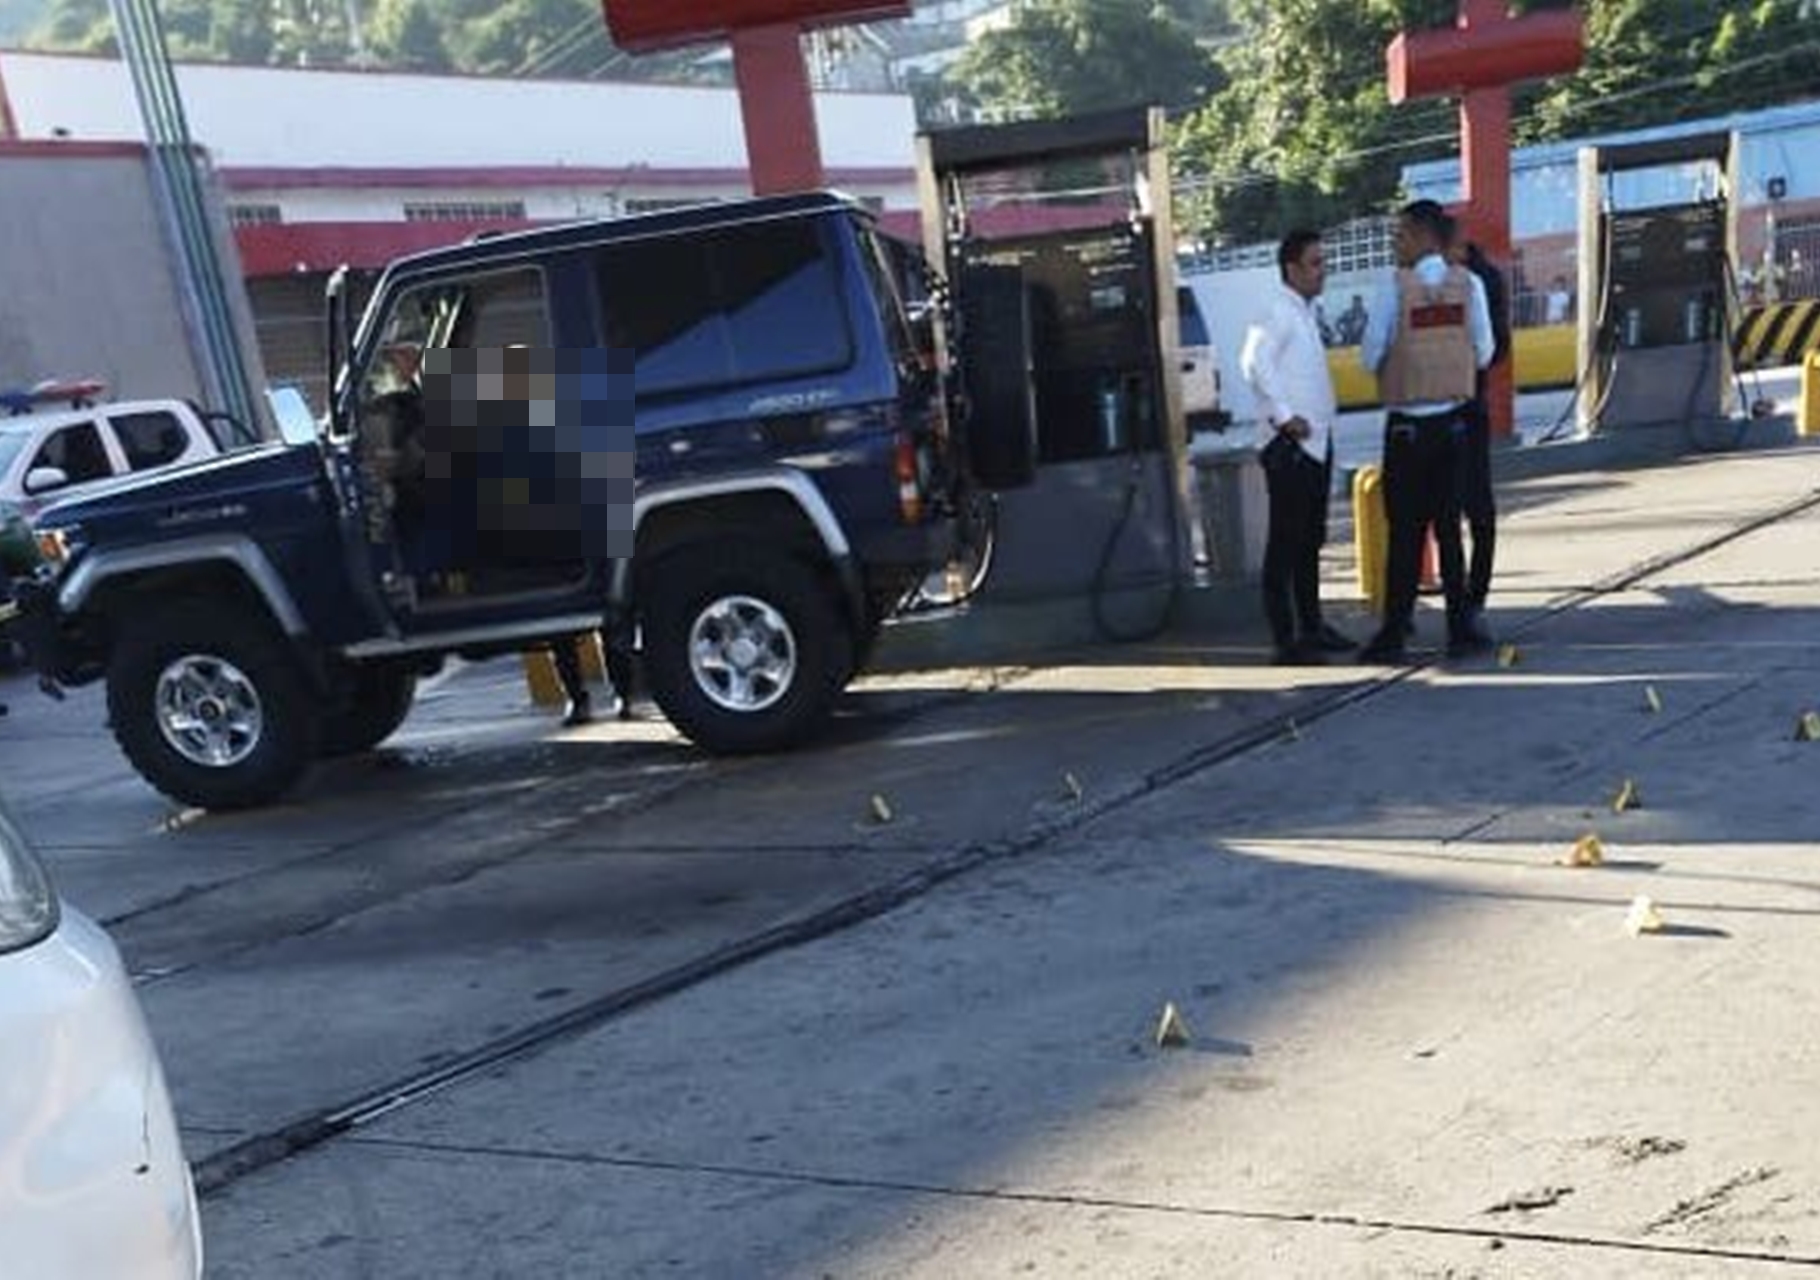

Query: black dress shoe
<box><xmin>1271</xmin><ymin>644</ymin><xmax>1325</xmax><ymax>667</ymax></box>
<box><xmin>1447</xmin><ymin>612</ymin><xmax>1495</xmax><ymax>658</ymax></box>
<box><xmin>1308</xmin><ymin>624</ymin><xmax>1356</xmax><ymax>653</ymax></box>
<box><xmin>1446</xmin><ymin>631</ymin><xmax>1495</xmax><ymax>659</ymax></box>
<box><xmin>1357</xmin><ymin>632</ymin><xmax>1410</xmax><ymax>665</ymax></box>
<box><xmin>561</xmin><ymin>693</ymin><xmax>594</xmax><ymax>727</ymax></box>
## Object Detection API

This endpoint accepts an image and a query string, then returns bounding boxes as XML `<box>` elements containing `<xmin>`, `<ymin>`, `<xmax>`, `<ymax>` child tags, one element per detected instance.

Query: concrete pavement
<box><xmin>193</xmin><ymin>434</ymin><xmax>1820</xmax><ymax>1277</ymax></box>
<box><xmin>2</xmin><ymin>421</ymin><xmax>1815</xmax><ymax>1277</ymax></box>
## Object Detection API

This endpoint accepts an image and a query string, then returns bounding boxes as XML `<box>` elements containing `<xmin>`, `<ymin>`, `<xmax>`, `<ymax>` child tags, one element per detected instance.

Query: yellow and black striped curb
<box><xmin>1734</xmin><ymin>300</ymin><xmax>1820</xmax><ymax>368</ymax></box>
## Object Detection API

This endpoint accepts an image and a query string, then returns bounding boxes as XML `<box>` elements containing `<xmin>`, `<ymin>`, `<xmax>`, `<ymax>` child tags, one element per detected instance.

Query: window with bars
<box><xmin>1186</xmin><ymin>216</ymin><xmax>1396</xmax><ymax>276</ymax></box>
<box><xmin>622</xmin><ymin>197</ymin><xmax>717</xmax><ymax>216</ymax></box>
<box><xmin>1321</xmin><ymin>216</ymin><xmax>1397</xmax><ymax>276</ymax></box>
<box><xmin>1773</xmin><ymin>217</ymin><xmax>1820</xmax><ymax>301</ymax></box>
<box><xmin>402</xmin><ymin>201</ymin><xmax>527</xmax><ymax>223</ymax></box>
<box><xmin>228</xmin><ymin>203</ymin><xmax>284</xmax><ymax>227</ymax></box>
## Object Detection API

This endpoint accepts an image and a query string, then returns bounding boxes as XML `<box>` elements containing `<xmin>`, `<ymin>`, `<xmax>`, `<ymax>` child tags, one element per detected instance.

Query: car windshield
<box><xmin>0</xmin><ymin>430</ymin><xmax>33</xmax><ymax>479</ymax></box>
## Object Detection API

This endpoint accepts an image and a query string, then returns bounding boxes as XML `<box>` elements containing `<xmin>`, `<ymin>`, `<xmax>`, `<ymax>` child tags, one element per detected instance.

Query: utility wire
<box><xmin>506</xmin><ymin>10</ymin><xmax>608</xmax><ymax>79</ymax></box>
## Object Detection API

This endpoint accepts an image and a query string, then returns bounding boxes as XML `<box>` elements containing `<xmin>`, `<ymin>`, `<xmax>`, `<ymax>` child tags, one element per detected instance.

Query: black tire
<box><xmin>106</xmin><ymin>601</ymin><xmax>320</xmax><ymax>810</ymax></box>
<box><xmin>642</xmin><ymin>546</ymin><xmax>853</xmax><ymax>755</ymax></box>
<box><xmin>319</xmin><ymin>665</ymin><xmax>416</xmax><ymax>758</ymax></box>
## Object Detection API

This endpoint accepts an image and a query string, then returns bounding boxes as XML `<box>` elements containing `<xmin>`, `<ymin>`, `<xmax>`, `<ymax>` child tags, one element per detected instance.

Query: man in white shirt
<box><xmin>1358</xmin><ymin>199</ymin><xmax>1496</xmax><ymax>664</ymax></box>
<box><xmin>1240</xmin><ymin>229</ymin><xmax>1355</xmax><ymax>665</ymax></box>
<box><xmin>1544</xmin><ymin>277</ymin><xmax>1572</xmax><ymax>325</ymax></box>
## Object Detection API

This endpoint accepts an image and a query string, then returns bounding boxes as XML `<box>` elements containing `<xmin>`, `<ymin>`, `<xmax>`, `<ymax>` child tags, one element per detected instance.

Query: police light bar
<box><xmin>0</xmin><ymin>378</ymin><xmax>108</xmax><ymax>415</ymax></box>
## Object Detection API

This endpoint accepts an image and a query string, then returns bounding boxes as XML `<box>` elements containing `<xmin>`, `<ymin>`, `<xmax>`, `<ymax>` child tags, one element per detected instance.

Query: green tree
<box><xmin>1173</xmin><ymin>0</ymin><xmax>1454</xmax><ymax>245</ymax></box>
<box><xmin>453</xmin><ymin>0</ymin><xmax>598</xmax><ymax>77</ymax></box>
<box><xmin>950</xmin><ymin>0</ymin><xmax>1225</xmax><ymax>120</ymax></box>
<box><xmin>158</xmin><ymin>0</ymin><xmax>214</xmax><ymax>57</ymax></box>
<box><xmin>209</xmin><ymin>0</ymin><xmax>274</xmax><ymax>64</ymax></box>
<box><xmin>270</xmin><ymin>0</ymin><xmax>352</xmax><ymax>66</ymax></box>
<box><xmin>1526</xmin><ymin>0</ymin><xmax>1819</xmax><ymax>140</ymax></box>
<box><xmin>33</xmin><ymin>0</ymin><xmax>114</xmax><ymax>53</ymax></box>
<box><xmin>0</xmin><ymin>0</ymin><xmax>52</xmax><ymax>43</ymax></box>
<box><xmin>370</xmin><ymin>0</ymin><xmax>452</xmax><ymax>72</ymax></box>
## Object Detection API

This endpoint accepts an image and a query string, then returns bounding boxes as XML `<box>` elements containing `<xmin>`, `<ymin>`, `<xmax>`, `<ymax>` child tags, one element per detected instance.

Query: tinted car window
<box><xmin>1177</xmin><ymin>288</ymin><xmax>1211</xmax><ymax>348</ymax></box>
<box><xmin>30</xmin><ymin>422</ymin><xmax>111</xmax><ymax>486</ymax></box>
<box><xmin>361</xmin><ymin>267</ymin><xmax>551</xmax><ymax>411</ymax></box>
<box><xmin>0</xmin><ymin>431</ymin><xmax>31</xmax><ymax>480</ymax></box>
<box><xmin>595</xmin><ymin>220</ymin><xmax>851</xmax><ymax>400</ymax></box>
<box><xmin>113</xmin><ymin>411</ymin><xmax>190</xmax><ymax>471</ymax></box>
<box><xmin>454</xmin><ymin>269</ymin><xmax>551</xmax><ymax>349</ymax></box>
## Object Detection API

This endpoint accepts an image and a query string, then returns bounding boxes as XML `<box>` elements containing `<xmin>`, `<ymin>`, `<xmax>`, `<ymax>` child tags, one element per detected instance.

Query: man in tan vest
<box><xmin>1357</xmin><ymin>199</ymin><xmax>1495</xmax><ymax>663</ymax></box>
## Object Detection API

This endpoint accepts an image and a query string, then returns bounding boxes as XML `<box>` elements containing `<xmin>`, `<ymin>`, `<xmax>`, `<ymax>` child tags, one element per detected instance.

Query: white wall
<box><xmin>230</xmin><ymin>176</ymin><xmax>920</xmax><ymax>225</ymax></box>
<box><xmin>0</xmin><ymin>148</ymin><xmax>266</xmax><ymax>409</ymax></box>
<box><xmin>0</xmin><ymin>51</ymin><xmax>918</xmax><ymax>175</ymax></box>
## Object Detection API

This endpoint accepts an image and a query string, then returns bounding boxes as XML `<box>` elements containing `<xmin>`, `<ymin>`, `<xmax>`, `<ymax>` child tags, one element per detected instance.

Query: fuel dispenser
<box><xmin>914</xmin><ymin>108</ymin><xmax>1193</xmax><ymax>639</ymax></box>
<box><xmin>1577</xmin><ymin>132</ymin><xmax>1740</xmax><ymax>431</ymax></box>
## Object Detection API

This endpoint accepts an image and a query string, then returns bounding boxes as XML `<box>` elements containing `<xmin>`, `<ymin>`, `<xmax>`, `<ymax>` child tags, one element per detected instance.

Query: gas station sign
<box><xmin>604</xmin><ymin>0</ymin><xmax>912</xmax><ymax>52</ymax></box>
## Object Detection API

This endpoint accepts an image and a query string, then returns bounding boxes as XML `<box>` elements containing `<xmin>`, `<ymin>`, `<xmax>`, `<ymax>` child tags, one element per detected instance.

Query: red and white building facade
<box><xmin>0</xmin><ymin>50</ymin><xmax>922</xmax><ymax>403</ymax></box>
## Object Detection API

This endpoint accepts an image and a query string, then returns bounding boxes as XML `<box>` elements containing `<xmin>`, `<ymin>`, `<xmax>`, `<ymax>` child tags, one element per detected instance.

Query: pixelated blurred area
<box><xmin>418</xmin><ymin>347</ymin><xmax>635</xmax><ymax>565</ymax></box>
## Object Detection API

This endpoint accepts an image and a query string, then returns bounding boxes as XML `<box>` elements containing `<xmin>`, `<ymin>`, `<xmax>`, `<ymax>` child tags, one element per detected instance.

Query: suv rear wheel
<box><xmin>107</xmin><ymin>601</ymin><xmax>321</xmax><ymax>810</ymax></box>
<box><xmin>320</xmin><ymin>665</ymin><xmax>417</xmax><ymax>758</ymax></box>
<box><xmin>643</xmin><ymin>546</ymin><xmax>852</xmax><ymax>754</ymax></box>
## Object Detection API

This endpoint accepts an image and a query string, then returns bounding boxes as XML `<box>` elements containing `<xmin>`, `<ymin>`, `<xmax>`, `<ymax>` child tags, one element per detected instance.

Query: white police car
<box><xmin>0</xmin><ymin>379</ymin><xmax>257</xmax><ymax>518</ymax></box>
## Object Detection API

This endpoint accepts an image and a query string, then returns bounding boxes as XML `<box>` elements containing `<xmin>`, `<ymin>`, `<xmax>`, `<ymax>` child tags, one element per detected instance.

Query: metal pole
<box><xmin>108</xmin><ymin>0</ymin><xmax>260</xmax><ymax>431</ymax></box>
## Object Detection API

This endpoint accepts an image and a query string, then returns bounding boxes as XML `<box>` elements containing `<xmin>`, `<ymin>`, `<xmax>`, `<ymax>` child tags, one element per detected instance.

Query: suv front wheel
<box><xmin>107</xmin><ymin>601</ymin><xmax>321</xmax><ymax>810</ymax></box>
<box><xmin>642</xmin><ymin>546</ymin><xmax>853</xmax><ymax>755</ymax></box>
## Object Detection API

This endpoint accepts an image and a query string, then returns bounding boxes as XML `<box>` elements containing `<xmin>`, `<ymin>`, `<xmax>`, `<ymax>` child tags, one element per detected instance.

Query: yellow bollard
<box><xmin>521</xmin><ymin>631</ymin><xmax>608</xmax><ymax>707</ymax></box>
<box><xmin>1352</xmin><ymin>465</ymin><xmax>1390</xmax><ymax>616</ymax></box>
<box><xmin>1801</xmin><ymin>351</ymin><xmax>1820</xmax><ymax>438</ymax></box>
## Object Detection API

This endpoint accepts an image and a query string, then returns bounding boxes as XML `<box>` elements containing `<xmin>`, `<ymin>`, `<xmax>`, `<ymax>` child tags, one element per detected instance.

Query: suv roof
<box><xmin>383</xmin><ymin>191</ymin><xmax>875</xmax><ymax>281</ymax></box>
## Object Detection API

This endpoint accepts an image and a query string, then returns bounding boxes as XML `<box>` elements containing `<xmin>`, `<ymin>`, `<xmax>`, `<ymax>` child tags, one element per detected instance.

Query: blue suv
<box><xmin>14</xmin><ymin>193</ymin><xmax>1029</xmax><ymax>810</ymax></box>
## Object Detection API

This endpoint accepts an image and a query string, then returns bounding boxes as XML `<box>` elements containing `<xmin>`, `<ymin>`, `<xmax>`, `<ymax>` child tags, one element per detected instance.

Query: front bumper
<box><xmin>0</xmin><ymin>910</ymin><xmax>203</xmax><ymax>1280</ymax></box>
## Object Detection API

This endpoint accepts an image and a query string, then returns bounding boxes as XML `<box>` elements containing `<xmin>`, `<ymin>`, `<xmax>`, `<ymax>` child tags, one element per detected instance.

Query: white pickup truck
<box><xmin>0</xmin><ymin>393</ymin><xmax>260</xmax><ymax>517</ymax></box>
<box><xmin>0</xmin><ymin>388</ymin><xmax>266</xmax><ymax>672</ymax></box>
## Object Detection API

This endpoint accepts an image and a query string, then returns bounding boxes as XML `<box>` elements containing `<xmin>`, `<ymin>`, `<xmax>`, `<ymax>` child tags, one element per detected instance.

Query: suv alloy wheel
<box><xmin>642</xmin><ymin>546</ymin><xmax>852</xmax><ymax>755</ymax></box>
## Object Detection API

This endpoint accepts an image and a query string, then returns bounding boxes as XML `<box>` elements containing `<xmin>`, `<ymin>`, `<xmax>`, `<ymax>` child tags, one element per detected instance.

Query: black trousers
<box><xmin>1382</xmin><ymin>410</ymin><xmax>1470</xmax><ymax>639</ymax></box>
<box><xmin>550</xmin><ymin>632</ymin><xmax>633</xmax><ymax>704</ymax></box>
<box><xmin>1457</xmin><ymin>398</ymin><xmax>1497</xmax><ymax>609</ymax></box>
<box><xmin>1261</xmin><ymin>441</ymin><xmax>1331</xmax><ymax>649</ymax></box>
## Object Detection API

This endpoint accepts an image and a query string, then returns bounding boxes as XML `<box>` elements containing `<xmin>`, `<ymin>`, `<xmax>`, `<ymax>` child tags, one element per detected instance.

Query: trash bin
<box><xmin>1190</xmin><ymin>442</ymin><xmax>1268</xmax><ymax>581</ymax></box>
<box><xmin>1802</xmin><ymin>351</ymin><xmax>1820</xmax><ymax>438</ymax></box>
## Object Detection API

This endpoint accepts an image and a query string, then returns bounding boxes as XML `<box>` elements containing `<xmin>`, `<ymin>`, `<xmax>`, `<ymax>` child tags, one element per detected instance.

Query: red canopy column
<box><xmin>1387</xmin><ymin>0</ymin><xmax>1583</xmax><ymax>438</ymax></box>
<box><xmin>604</xmin><ymin>0</ymin><xmax>911</xmax><ymax>197</ymax></box>
<box><xmin>729</xmin><ymin>24</ymin><xmax>825</xmax><ymax>194</ymax></box>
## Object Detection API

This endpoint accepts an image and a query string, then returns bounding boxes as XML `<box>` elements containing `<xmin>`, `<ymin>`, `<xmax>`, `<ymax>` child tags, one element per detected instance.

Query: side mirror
<box><xmin>954</xmin><ymin>263</ymin><xmax>1038</xmax><ymax>492</ymax></box>
<box><xmin>24</xmin><ymin>466</ymin><xmax>69</xmax><ymax>495</ymax></box>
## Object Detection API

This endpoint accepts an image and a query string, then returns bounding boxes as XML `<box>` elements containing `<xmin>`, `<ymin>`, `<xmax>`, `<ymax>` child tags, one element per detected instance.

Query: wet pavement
<box><xmin>1</xmin><ymin>416</ymin><xmax>1816</xmax><ymax>1277</ymax></box>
